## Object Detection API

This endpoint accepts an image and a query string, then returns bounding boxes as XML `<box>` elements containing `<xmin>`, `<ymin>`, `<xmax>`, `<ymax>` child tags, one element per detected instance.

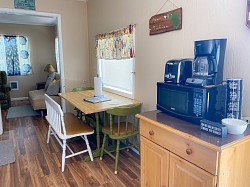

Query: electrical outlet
<box><xmin>242</xmin><ymin>117</ymin><xmax>250</xmax><ymax>124</ymax></box>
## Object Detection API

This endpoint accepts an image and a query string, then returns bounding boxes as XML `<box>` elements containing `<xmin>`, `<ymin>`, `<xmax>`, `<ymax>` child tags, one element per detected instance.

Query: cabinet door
<box><xmin>169</xmin><ymin>153</ymin><xmax>217</xmax><ymax>187</ymax></box>
<box><xmin>141</xmin><ymin>136</ymin><xmax>169</xmax><ymax>187</ymax></box>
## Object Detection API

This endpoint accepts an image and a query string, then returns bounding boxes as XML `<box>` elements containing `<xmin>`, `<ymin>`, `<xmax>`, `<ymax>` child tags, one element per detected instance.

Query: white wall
<box><xmin>87</xmin><ymin>0</ymin><xmax>250</xmax><ymax>116</ymax></box>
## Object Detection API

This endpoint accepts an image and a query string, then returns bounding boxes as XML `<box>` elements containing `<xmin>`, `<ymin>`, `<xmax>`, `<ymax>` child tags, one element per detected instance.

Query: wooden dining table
<box><xmin>59</xmin><ymin>90</ymin><xmax>142</xmax><ymax>160</ymax></box>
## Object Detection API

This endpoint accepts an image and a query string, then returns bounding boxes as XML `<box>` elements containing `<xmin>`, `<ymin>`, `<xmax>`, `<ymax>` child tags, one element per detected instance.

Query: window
<box><xmin>98</xmin><ymin>58</ymin><xmax>135</xmax><ymax>98</ymax></box>
<box><xmin>96</xmin><ymin>25</ymin><xmax>135</xmax><ymax>98</ymax></box>
<box><xmin>0</xmin><ymin>35</ymin><xmax>31</xmax><ymax>76</ymax></box>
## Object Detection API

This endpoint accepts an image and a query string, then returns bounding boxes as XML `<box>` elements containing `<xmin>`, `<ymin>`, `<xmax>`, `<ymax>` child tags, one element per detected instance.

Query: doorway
<box><xmin>0</xmin><ymin>8</ymin><xmax>66</xmax><ymax>110</ymax></box>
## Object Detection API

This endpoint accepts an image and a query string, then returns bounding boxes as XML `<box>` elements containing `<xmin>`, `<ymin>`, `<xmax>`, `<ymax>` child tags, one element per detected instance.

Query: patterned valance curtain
<box><xmin>0</xmin><ymin>35</ymin><xmax>32</xmax><ymax>76</ymax></box>
<box><xmin>96</xmin><ymin>25</ymin><xmax>135</xmax><ymax>60</ymax></box>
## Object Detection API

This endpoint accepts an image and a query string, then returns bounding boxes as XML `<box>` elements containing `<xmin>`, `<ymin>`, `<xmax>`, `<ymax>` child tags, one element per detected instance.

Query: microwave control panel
<box><xmin>193</xmin><ymin>92</ymin><xmax>203</xmax><ymax>116</ymax></box>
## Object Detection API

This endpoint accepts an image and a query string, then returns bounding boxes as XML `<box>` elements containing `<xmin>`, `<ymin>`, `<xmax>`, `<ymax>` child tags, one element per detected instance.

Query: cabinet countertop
<box><xmin>137</xmin><ymin>110</ymin><xmax>250</xmax><ymax>149</ymax></box>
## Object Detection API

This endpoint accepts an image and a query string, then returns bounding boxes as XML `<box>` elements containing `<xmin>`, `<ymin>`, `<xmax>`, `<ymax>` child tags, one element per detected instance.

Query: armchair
<box><xmin>0</xmin><ymin>71</ymin><xmax>11</xmax><ymax>109</ymax></box>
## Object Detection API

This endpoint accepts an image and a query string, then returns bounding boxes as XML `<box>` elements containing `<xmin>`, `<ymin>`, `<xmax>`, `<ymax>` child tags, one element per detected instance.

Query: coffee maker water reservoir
<box><xmin>186</xmin><ymin>39</ymin><xmax>227</xmax><ymax>87</ymax></box>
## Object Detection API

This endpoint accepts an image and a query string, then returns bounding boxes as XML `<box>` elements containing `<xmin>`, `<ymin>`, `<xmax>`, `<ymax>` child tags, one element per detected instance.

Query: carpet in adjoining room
<box><xmin>0</xmin><ymin>139</ymin><xmax>15</xmax><ymax>166</ymax></box>
<box><xmin>6</xmin><ymin>105</ymin><xmax>40</xmax><ymax>119</ymax></box>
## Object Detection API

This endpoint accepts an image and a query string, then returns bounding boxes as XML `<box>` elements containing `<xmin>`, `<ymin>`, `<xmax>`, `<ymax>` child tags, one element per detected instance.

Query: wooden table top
<box><xmin>59</xmin><ymin>90</ymin><xmax>142</xmax><ymax>114</ymax></box>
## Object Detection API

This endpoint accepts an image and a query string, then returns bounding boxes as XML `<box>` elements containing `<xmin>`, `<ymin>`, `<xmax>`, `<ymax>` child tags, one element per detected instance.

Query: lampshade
<box><xmin>44</xmin><ymin>64</ymin><xmax>56</xmax><ymax>72</ymax></box>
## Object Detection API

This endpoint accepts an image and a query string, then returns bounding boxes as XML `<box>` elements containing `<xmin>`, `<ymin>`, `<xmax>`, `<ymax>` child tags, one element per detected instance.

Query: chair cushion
<box><xmin>28</xmin><ymin>89</ymin><xmax>61</xmax><ymax>110</ymax></box>
<box><xmin>46</xmin><ymin>79</ymin><xmax>60</xmax><ymax>96</ymax></box>
<box><xmin>45</xmin><ymin>77</ymin><xmax>54</xmax><ymax>91</ymax></box>
<box><xmin>64</xmin><ymin>113</ymin><xmax>94</xmax><ymax>136</ymax></box>
<box><xmin>102</xmin><ymin>122</ymin><xmax>136</xmax><ymax>136</ymax></box>
<box><xmin>44</xmin><ymin>72</ymin><xmax>56</xmax><ymax>91</ymax></box>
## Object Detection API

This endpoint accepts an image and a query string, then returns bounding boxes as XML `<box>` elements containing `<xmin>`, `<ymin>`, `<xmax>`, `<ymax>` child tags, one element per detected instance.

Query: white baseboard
<box><xmin>11</xmin><ymin>97</ymin><xmax>29</xmax><ymax>101</ymax></box>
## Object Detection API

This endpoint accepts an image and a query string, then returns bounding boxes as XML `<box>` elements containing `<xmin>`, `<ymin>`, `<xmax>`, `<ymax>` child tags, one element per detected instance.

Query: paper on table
<box><xmin>84</xmin><ymin>95</ymin><xmax>111</xmax><ymax>103</ymax></box>
<box><xmin>108</xmin><ymin>100</ymin><xmax>123</xmax><ymax>105</ymax></box>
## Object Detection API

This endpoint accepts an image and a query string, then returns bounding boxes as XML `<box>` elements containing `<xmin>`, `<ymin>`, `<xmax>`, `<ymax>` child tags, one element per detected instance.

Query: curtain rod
<box><xmin>96</xmin><ymin>24</ymin><xmax>136</xmax><ymax>37</ymax></box>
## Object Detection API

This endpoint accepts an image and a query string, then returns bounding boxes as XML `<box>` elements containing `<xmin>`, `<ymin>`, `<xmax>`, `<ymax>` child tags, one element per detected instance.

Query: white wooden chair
<box><xmin>44</xmin><ymin>94</ymin><xmax>94</xmax><ymax>172</ymax></box>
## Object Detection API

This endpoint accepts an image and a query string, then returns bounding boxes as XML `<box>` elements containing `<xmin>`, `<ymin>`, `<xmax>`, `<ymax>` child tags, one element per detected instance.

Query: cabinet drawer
<box><xmin>140</xmin><ymin>120</ymin><xmax>219</xmax><ymax>175</ymax></box>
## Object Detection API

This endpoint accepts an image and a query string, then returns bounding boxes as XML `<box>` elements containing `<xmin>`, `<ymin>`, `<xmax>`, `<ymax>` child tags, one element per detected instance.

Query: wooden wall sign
<box><xmin>149</xmin><ymin>8</ymin><xmax>182</xmax><ymax>35</ymax></box>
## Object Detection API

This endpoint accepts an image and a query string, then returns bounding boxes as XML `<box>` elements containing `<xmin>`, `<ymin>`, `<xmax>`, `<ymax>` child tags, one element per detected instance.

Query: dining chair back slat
<box><xmin>45</xmin><ymin>94</ymin><xmax>66</xmax><ymax>137</ymax></box>
<box><xmin>106</xmin><ymin>104</ymin><xmax>141</xmax><ymax>137</ymax></box>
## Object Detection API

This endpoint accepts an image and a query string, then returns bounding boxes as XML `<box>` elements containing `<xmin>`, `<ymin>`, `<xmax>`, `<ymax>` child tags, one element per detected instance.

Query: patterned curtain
<box><xmin>96</xmin><ymin>25</ymin><xmax>135</xmax><ymax>60</ymax></box>
<box><xmin>0</xmin><ymin>35</ymin><xmax>32</xmax><ymax>76</ymax></box>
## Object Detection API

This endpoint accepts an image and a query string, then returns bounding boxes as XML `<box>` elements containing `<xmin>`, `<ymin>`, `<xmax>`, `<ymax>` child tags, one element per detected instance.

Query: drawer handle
<box><xmin>186</xmin><ymin>148</ymin><xmax>192</xmax><ymax>155</ymax></box>
<box><xmin>149</xmin><ymin>130</ymin><xmax>154</xmax><ymax>136</ymax></box>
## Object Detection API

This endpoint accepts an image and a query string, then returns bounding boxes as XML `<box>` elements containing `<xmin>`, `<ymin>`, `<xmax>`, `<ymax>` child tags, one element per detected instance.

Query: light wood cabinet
<box><xmin>137</xmin><ymin>111</ymin><xmax>250</xmax><ymax>187</ymax></box>
<box><xmin>141</xmin><ymin>136</ymin><xmax>216</xmax><ymax>187</ymax></box>
<box><xmin>169</xmin><ymin>153</ymin><xmax>216</xmax><ymax>187</ymax></box>
<box><xmin>141</xmin><ymin>136</ymin><xmax>169</xmax><ymax>187</ymax></box>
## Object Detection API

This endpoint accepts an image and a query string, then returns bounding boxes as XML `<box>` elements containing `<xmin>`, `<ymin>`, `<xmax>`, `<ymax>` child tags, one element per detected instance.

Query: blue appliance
<box><xmin>157</xmin><ymin>82</ymin><xmax>226</xmax><ymax>124</ymax></box>
<box><xmin>186</xmin><ymin>39</ymin><xmax>227</xmax><ymax>87</ymax></box>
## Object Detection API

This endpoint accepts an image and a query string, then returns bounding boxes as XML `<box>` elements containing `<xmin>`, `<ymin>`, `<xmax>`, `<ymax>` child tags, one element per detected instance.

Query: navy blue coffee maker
<box><xmin>186</xmin><ymin>39</ymin><xmax>227</xmax><ymax>87</ymax></box>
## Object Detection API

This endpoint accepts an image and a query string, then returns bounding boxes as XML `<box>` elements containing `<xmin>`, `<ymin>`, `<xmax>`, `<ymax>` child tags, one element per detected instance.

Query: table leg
<box><xmin>84</xmin><ymin>112</ymin><xmax>119</xmax><ymax>161</ymax></box>
<box><xmin>84</xmin><ymin>112</ymin><xmax>101</xmax><ymax>161</ymax></box>
<box><xmin>95</xmin><ymin>112</ymin><xmax>100</xmax><ymax>150</ymax></box>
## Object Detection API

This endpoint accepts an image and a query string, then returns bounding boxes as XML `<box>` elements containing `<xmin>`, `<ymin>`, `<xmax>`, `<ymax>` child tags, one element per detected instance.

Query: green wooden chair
<box><xmin>72</xmin><ymin>87</ymin><xmax>93</xmax><ymax>119</ymax></box>
<box><xmin>100</xmin><ymin>104</ymin><xmax>141</xmax><ymax>174</ymax></box>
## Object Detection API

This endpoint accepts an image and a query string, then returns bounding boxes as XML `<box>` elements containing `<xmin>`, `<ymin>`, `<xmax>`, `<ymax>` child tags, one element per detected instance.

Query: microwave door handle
<box><xmin>211</xmin><ymin>59</ymin><xmax>217</xmax><ymax>74</ymax></box>
<box><xmin>206</xmin><ymin>92</ymin><xmax>210</xmax><ymax>113</ymax></box>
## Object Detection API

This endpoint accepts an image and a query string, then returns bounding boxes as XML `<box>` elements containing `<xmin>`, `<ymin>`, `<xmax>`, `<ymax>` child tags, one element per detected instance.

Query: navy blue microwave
<box><xmin>157</xmin><ymin>82</ymin><xmax>226</xmax><ymax>124</ymax></box>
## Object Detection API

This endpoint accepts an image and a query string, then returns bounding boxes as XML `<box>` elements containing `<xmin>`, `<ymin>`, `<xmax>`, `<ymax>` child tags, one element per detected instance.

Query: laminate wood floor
<box><xmin>0</xmin><ymin>101</ymin><xmax>140</xmax><ymax>187</ymax></box>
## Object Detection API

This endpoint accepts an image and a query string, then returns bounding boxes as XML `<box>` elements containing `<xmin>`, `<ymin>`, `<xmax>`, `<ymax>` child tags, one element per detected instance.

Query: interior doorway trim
<box><xmin>0</xmin><ymin>8</ymin><xmax>66</xmax><ymax>111</ymax></box>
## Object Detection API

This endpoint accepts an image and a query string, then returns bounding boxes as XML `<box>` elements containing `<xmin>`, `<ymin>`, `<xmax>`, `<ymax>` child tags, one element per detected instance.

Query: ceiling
<box><xmin>0</xmin><ymin>12</ymin><xmax>57</xmax><ymax>26</ymax></box>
